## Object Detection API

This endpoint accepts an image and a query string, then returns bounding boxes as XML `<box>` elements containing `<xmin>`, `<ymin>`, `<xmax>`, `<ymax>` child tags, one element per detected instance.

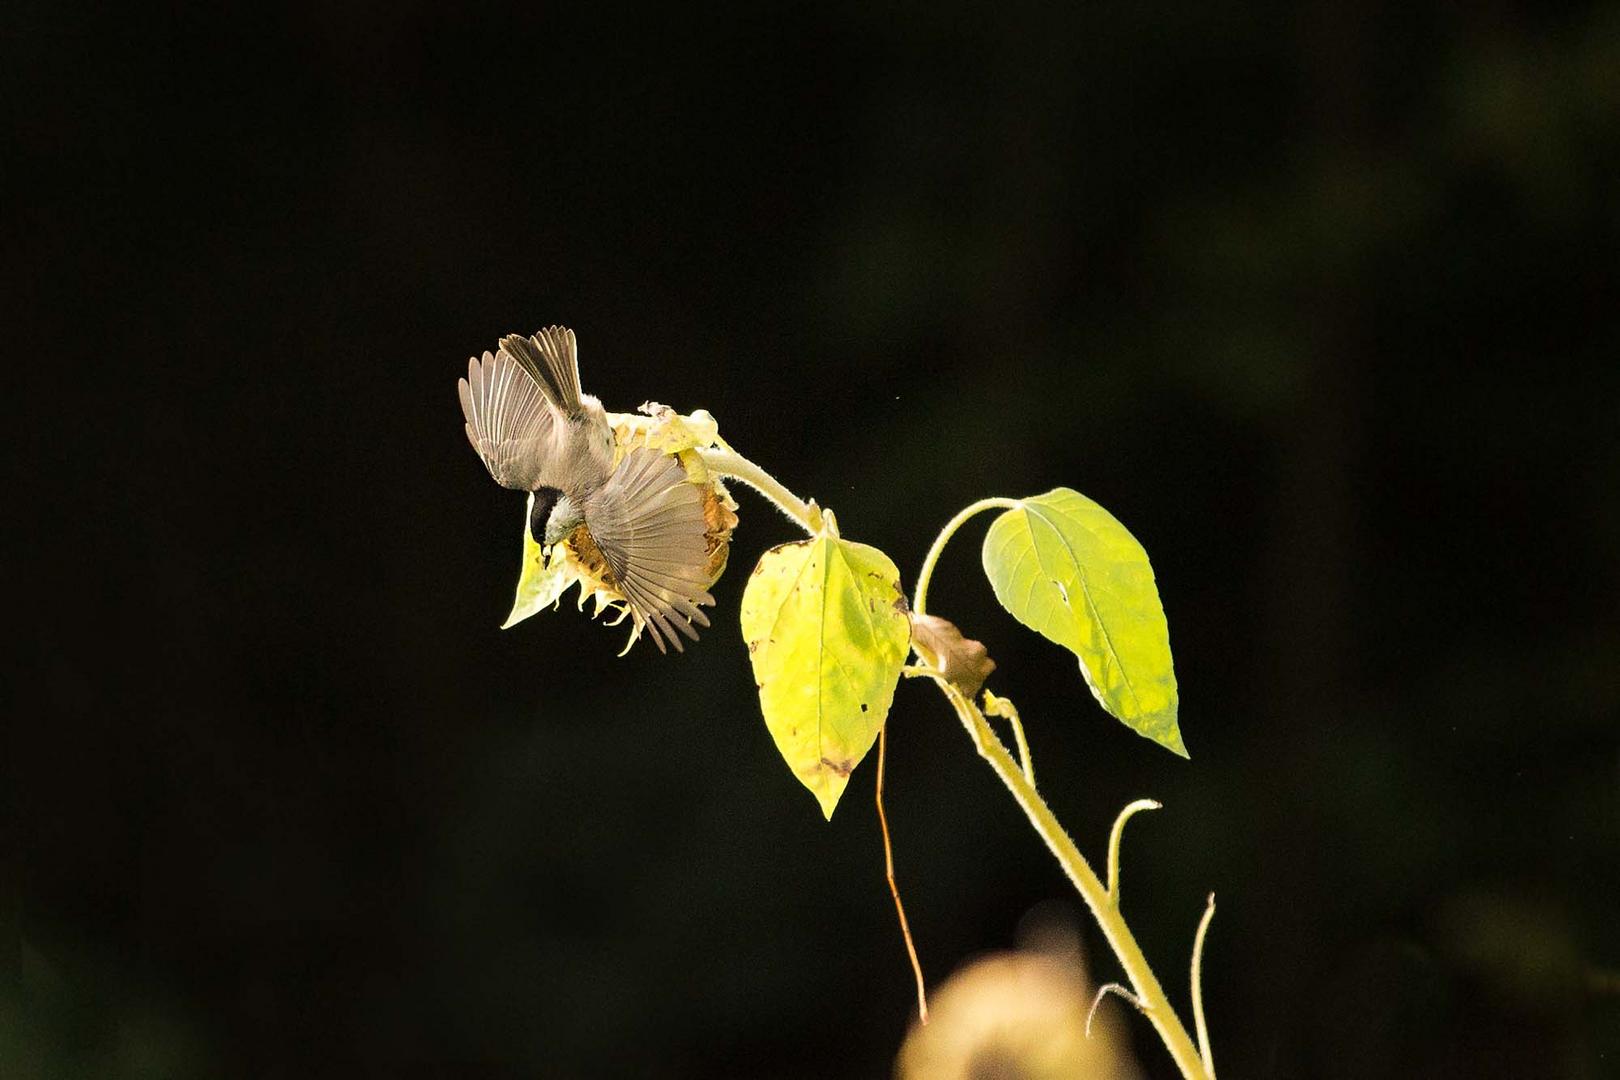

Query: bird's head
<box><xmin>528</xmin><ymin>486</ymin><xmax>586</xmax><ymax>548</ymax></box>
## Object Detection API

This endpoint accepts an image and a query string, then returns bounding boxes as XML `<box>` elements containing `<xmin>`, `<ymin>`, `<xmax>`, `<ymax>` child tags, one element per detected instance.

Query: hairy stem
<box><xmin>1107</xmin><ymin>798</ymin><xmax>1163</xmax><ymax>903</ymax></box>
<box><xmin>923</xmin><ymin>674</ymin><xmax>1210</xmax><ymax>1079</ymax></box>
<box><xmin>697</xmin><ymin>448</ymin><xmax>820</xmax><ymax>534</ymax></box>
<box><xmin>911</xmin><ymin>497</ymin><xmax>1021</xmax><ymax>616</ymax></box>
<box><xmin>1088</xmin><ymin>982</ymin><xmax>1147</xmax><ymax>1037</ymax></box>
<box><xmin>1191</xmin><ymin>893</ymin><xmax>1217</xmax><ymax>1076</ymax></box>
<box><xmin>1001</xmin><ymin>706</ymin><xmax>1036</xmax><ymax>788</ymax></box>
<box><xmin>983</xmin><ymin>693</ymin><xmax>1036</xmax><ymax>787</ymax></box>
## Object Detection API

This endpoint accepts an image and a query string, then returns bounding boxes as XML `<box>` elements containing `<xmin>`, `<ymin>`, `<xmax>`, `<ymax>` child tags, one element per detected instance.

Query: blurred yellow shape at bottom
<box><xmin>897</xmin><ymin>938</ymin><xmax>1141</xmax><ymax>1080</ymax></box>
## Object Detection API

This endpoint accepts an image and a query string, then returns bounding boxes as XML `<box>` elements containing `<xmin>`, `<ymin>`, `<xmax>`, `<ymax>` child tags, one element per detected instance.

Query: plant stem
<box><xmin>1191</xmin><ymin>893</ymin><xmax>1217</xmax><ymax>1076</ymax></box>
<box><xmin>875</xmin><ymin>728</ymin><xmax>929</xmax><ymax>1023</ymax></box>
<box><xmin>925</xmin><ymin>674</ymin><xmax>1211</xmax><ymax>1079</ymax></box>
<box><xmin>705</xmin><ymin>449</ymin><xmax>931</xmax><ymax>1015</ymax></box>
<box><xmin>1000</xmin><ymin>704</ymin><xmax>1036</xmax><ymax>788</ymax></box>
<box><xmin>697</xmin><ymin>448</ymin><xmax>820</xmax><ymax>534</ymax></box>
<box><xmin>983</xmin><ymin>692</ymin><xmax>1036</xmax><ymax>787</ymax></box>
<box><xmin>1106</xmin><ymin>798</ymin><xmax>1163</xmax><ymax>903</ymax></box>
<box><xmin>911</xmin><ymin>497</ymin><xmax>1021</xmax><ymax>616</ymax></box>
<box><xmin>705</xmin><ymin>452</ymin><xmax>1210</xmax><ymax>1077</ymax></box>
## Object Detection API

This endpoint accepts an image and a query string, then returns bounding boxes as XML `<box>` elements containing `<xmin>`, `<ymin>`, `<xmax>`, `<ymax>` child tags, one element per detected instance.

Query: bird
<box><xmin>458</xmin><ymin>325</ymin><xmax>717</xmax><ymax>652</ymax></box>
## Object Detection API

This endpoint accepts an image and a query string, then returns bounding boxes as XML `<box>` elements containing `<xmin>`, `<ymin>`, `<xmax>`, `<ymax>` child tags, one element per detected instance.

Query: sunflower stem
<box><xmin>916</xmin><ymin>671</ymin><xmax>1211</xmax><ymax>1079</ymax></box>
<box><xmin>710</xmin><ymin>445</ymin><xmax>1211</xmax><ymax>1077</ymax></box>
<box><xmin>697</xmin><ymin>448</ymin><xmax>820</xmax><ymax>536</ymax></box>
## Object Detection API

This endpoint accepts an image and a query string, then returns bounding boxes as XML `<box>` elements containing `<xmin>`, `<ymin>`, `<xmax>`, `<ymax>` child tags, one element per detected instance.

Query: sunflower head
<box><xmin>501</xmin><ymin>403</ymin><xmax>738</xmax><ymax>653</ymax></box>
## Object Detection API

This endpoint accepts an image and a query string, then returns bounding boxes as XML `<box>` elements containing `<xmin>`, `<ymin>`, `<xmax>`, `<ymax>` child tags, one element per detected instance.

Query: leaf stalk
<box><xmin>1106</xmin><ymin>798</ymin><xmax>1163</xmax><ymax>904</ymax></box>
<box><xmin>876</xmin><ymin>729</ymin><xmax>929</xmax><ymax>1023</ymax></box>
<box><xmin>911</xmin><ymin>497</ymin><xmax>1021</xmax><ymax>616</ymax></box>
<box><xmin>1191</xmin><ymin>892</ymin><xmax>1217</xmax><ymax>1077</ymax></box>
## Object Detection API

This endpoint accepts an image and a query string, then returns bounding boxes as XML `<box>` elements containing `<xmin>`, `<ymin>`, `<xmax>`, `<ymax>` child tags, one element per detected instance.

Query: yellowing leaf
<box><xmin>741</xmin><ymin>530</ymin><xmax>911</xmax><ymax>819</ymax></box>
<box><xmin>982</xmin><ymin>489</ymin><xmax>1184</xmax><ymax>756</ymax></box>
<box><xmin>502</xmin><ymin>491</ymin><xmax>573</xmax><ymax>629</ymax></box>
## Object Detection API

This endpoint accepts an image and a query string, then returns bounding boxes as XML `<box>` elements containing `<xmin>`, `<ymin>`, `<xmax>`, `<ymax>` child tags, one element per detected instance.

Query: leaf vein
<box><xmin>1028</xmin><ymin>501</ymin><xmax>1145</xmax><ymax>715</ymax></box>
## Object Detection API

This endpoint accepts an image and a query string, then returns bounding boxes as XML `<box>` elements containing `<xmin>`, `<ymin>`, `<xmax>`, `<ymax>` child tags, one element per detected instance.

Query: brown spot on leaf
<box><xmin>819</xmin><ymin>756</ymin><xmax>854</xmax><ymax>778</ymax></box>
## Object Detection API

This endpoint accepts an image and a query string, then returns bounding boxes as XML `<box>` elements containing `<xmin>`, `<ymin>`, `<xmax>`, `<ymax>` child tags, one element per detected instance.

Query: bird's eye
<box><xmin>530</xmin><ymin>488</ymin><xmax>562</xmax><ymax>543</ymax></box>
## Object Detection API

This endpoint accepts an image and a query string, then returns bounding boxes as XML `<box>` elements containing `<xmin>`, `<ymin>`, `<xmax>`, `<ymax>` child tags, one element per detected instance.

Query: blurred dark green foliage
<box><xmin>7</xmin><ymin>1</ymin><xmax>1617</xmax><ymax>1076</ymax></box>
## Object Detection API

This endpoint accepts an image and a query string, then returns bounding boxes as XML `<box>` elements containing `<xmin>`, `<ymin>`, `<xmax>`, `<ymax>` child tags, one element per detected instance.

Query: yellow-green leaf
<box><xmin>740</xmin><ymin>531</ymin><xmax>911</xmax><ymax>819</ymax></box>
<box><xmin>502</xmin><ymin>491</ymin><xmax>572</xmax><ymax>629</ymax></box>
<box><xmin>982</xmin><ymin>488</ymin><xmax>1184</xmax><ymax>756</ymax></box>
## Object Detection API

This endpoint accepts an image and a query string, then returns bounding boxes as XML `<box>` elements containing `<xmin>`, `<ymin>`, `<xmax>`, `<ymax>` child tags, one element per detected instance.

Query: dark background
<box><xmin>6</xmin><ymin>2</ymin><xmax>1618</xmax><ymax>1077</ymax></box>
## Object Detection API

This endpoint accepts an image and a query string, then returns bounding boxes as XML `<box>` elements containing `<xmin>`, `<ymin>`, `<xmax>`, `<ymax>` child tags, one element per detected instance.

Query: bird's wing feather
<box><xmin>458</xmin><ymin>349</ymin><xmax>556</xmax><ymax>490</ymax></box>
<box><xmin>499</xmin><ymin>326</ymin><xmax>583</xmax><ymax>417</ymax></box>
<box><xmin>584</xmin><ymin>448</ymin><xmax>715</xmax><ymax>653</ymax></box>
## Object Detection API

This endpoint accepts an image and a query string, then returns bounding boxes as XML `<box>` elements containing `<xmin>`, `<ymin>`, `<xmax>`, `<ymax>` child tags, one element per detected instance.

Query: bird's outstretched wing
<box><xmin>458</xmin><ymin>349</ymin><xmax>556</xmax><ymax>490</ymax></box>
<box><xmin>584</xmin><ymin>447</ymin><xmax>716</xmax><ymax>653</ymax></box>
<box><xmin>500</xmin><ymin>326</ymin><xmax>584</xmax><ymax>417</ymax></box>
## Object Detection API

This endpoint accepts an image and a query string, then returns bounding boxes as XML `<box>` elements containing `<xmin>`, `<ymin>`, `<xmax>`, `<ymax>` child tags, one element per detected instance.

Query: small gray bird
<box><xmin>458</xmin><ymin>326</ymin><xmax>716</xmax><ymax>652</ymax></box>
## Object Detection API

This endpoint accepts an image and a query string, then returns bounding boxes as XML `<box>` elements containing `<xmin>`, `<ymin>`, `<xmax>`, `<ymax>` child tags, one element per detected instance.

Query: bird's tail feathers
<box><xmin>500</xmin><ymin>326</ymin><xmax>583</xmax><ymax>417</ymax></box>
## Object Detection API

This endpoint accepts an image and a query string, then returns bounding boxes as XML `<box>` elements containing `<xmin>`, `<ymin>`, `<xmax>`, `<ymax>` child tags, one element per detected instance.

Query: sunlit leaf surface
<box><xmin>741</xmin><ymin>532</ymin><xmax>911</xmax><ymax>819</ymax></box>
<box><xmin>982</xmin><ymin>488</ymin><xmax>1184</xmax><ymax>756</ymax></box>
<box><xmin>501</xmin><ymin>491</ymin><xmax>573</xmax><ymax>629</ymax></box>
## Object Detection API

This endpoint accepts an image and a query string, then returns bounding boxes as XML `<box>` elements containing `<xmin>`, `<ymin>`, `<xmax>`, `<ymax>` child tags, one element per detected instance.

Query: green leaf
<box><xmin>502</xmin><ymin>491</ymin><xmax>572</xmax><ymax>629</ymax></box>
<box><xmin>740</xmin><ymin>528</ymin><xmax>911</xmax><ymax>819</ymax></box>
<box><xmin>981</xmin><ymin>488</ymin><xmax>1184</xmax><ymax>756</ymax></box>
